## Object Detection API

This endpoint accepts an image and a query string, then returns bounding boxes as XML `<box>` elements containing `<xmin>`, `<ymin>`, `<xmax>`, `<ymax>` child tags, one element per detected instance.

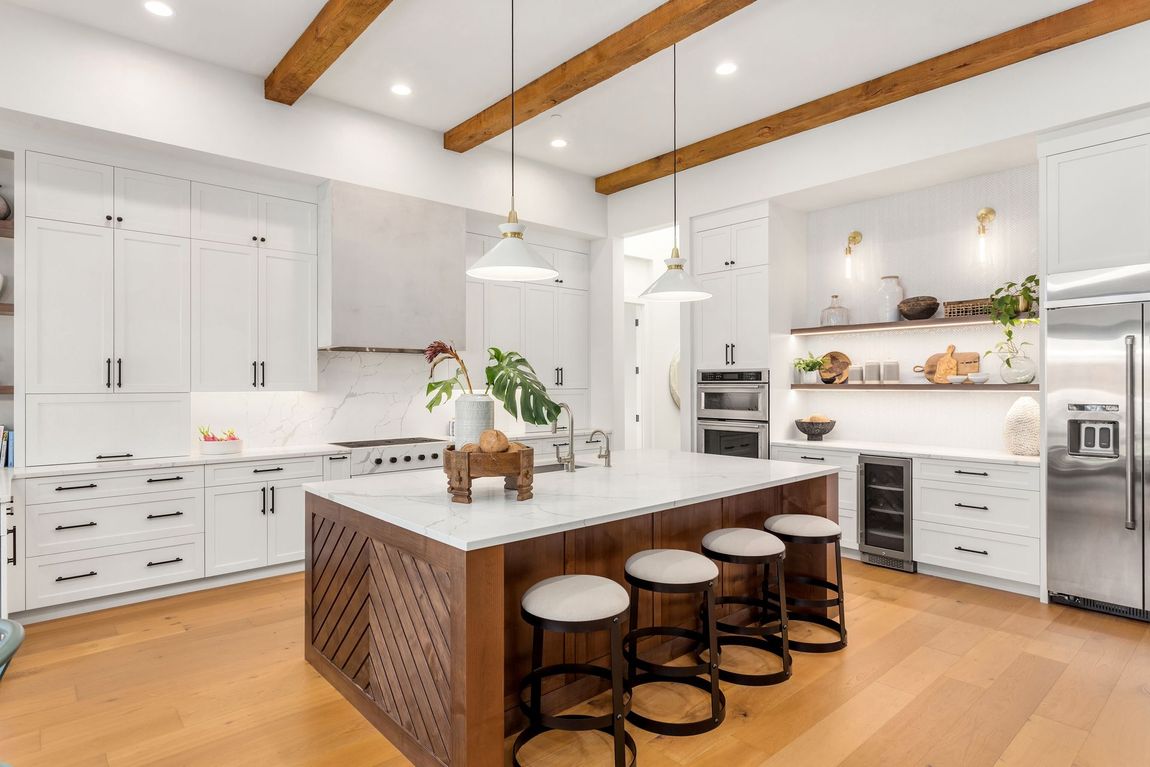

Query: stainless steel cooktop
<box><xmin>330</xmin><ymin>437</ymin><xmax>442</xmax><ymax>448</ymax></box>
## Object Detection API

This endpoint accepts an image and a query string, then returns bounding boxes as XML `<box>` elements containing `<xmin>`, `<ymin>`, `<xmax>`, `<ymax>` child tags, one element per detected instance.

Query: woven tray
<box><xmin>943</xmin><ymin>298</ymin><xmax>991</xmax><ymax>318</ymax></box>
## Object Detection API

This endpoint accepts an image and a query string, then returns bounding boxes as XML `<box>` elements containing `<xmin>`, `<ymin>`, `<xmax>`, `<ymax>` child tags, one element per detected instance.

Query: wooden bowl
<box><xmin>819</xmin><ymin>351</ymin><xmax>851</xmax><ymax>384</ymax></box>
<box><xmin>899</xmin><ymin>296</ymin><xmax>940</xmax><ymax>321</ymax></box>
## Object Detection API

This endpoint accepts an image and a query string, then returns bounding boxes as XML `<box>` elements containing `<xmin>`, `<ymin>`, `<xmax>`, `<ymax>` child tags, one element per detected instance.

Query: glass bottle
<box><xmin>877</xmin><ymin>275</ymin><xmax>903</xmax><ymax>323</ymax></box>
<box><xmin>819</xmin><ymin>294</ymin><xmax>850</xmax><ymax>326</ymax></box>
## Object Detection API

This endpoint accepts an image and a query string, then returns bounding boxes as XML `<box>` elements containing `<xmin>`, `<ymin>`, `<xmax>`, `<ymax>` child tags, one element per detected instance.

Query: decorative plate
<box><xmin>819</xmin><ymin>351</ymin><xmax>851</xmax><ymax>384</ymax></box>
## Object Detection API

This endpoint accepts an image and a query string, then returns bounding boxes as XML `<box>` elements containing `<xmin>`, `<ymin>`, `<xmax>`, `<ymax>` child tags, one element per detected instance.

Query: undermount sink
<box><xmin>535</xmin><ymin>462</ymin><xmax>594</xmax><ymax>474</ymax></box>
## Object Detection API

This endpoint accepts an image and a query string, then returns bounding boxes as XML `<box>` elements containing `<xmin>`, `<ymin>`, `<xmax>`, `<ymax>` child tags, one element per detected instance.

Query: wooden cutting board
<box><xmin>914</xmin><ymin>351</ymin><xmax>981</xmax><ymax>379</ymax></box>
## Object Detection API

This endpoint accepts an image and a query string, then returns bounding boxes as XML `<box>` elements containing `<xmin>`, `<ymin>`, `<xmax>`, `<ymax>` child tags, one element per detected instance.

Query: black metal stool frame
<box><xmin>700</xmin><ymin>543</ymin><xmax>792</xmax><ymax>686</ymax></box>
<box><xmin>766</xmin><ymin>529</ymin><xmax>848</xmax><ymax>653</ymax></box>
<box><xmin>512</xmin><ymin>606</ymin><xmax>637</xmax><ymax>767</ymax></box>
<box><xmin>623</xmin><ymin>571</ymin><xmax>726</xmax><ymax>737</ymax></box>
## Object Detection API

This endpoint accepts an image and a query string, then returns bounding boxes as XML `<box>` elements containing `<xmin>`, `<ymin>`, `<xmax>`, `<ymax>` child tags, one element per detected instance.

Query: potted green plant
<box><xmin>425</xmin><ymin>341</ymin><xmax>561</xmax><ymax>448</ymax></box>
<box><xmin>985</xmin><ymin>275</ymin><xmax>1039</xmax><ymax>384</ymax></box>
<box><xmin>793</xmin><ymin>352</ymin><xmax>825</xmax><ymax>385</ymax></box>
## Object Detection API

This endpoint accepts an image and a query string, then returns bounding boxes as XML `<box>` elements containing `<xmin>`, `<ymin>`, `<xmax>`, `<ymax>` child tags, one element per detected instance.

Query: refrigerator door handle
<box><xmin>1125</xmin><ymin>334</ymin><xmax>1137</xmax><ymax>531</ymax></box>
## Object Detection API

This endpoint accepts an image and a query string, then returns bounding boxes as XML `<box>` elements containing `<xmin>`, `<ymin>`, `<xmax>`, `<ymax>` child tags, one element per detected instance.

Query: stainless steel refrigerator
<box><xmin>1047</xmin><ymin>302</ymin><xmax>1148</xmax><ymax>621</ymax></box>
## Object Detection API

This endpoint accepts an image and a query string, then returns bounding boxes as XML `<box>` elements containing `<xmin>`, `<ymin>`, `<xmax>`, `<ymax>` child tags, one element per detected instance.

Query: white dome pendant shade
<box><xmin>640</xmin><ymin>247</ymin><xmax>712</xmax><ymax>302</ymax></box>
<box><xmin>466</xmin><ymin>208</ymin><xmax>558</xmax><ymax>282</ymax></box>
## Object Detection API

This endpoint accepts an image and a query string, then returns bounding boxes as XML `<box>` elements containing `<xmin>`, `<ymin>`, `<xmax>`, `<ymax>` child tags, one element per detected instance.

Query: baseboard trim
<box><xmin>843</xmin><ymin>546</ymin><xmax>1038</xmax><ymax>598</ymax></box>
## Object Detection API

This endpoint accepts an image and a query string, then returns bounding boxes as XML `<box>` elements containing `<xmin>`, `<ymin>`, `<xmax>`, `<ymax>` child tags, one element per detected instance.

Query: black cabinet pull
<box><xmin>261</xmin><ymin>486</ymin><xmax>267</xmax><ymax>515</ymax></box>
<box><xmin>270</xmin><ymin>485</ymin><xmax>276</xmax><ymax>514</ymax></box>
<box><xmin>5</xmin><ymin>525</ymin><xmax>15</xmax><ymax>566</ymax></box>
<box><xmin>105</xmin><ymin>357</ymin><xmax>112</xmax><ymax>388</ymax></box>
<box><xmin>559</xmin><ymin>367</ymin><xmax>564</xmax><ymax>386</ymax></box>
<box><xmin>259</xmin><ymin>237</ymin><xmax>266</xmax><ymax>243</ymax></box>
<box><xmin>555</xmin><ymin>367</ymin><xmax>560</xmax><ymax>386</ymax></box>
<box><xmin>116</xmin><ymin>358</ymin><xmax>122</xmax><ymax>388</ymax></box>
<box><xmin>328</xmin><ymin>455</ymin><xmax>349</xmax><ymax>461</ymax></box>
<box><xmin>954</xmin><ymin>503</ymin><xmax>990</xmax><ymax>511</ymax></box>
<box><xmin>800</xmin><ymin>455</ymin><xmax>825</xmax><ymax>461</ymax></box>
<box><xmin>260</xmin><ymin>361</ymin><xmax>266</xmax><ymax>387</ymax></box>
<box><xmin>147</xmin><ymin>557</ymin><xmax>183</xmax><ymax>567</ymax></box>
<box><xmin>96</xmin><ymin>453</ymin><xmax>133</xmax><ymax>460</ymax></box>
<box><xmin>106</xmin><ymin>215</ymin><xmax>113</xmax><ymax>222</ymax></box>
<box><xmin>116</xmin><ymin>216</ymin><xmax>123</xmax><ymax>223</ymax></box>
<box><xmin>146</xmin><ymin>476</ymin><xmax>184</xmax><ymax>483</ymax></box>
<box><xmin>954</xmin><ymin>470</ymin><xmax>989</xmax><ymax>477</ymax></box>
<box><xmin>954</xmin><ymin>546</ymin><xmax>989</xmax><ymax>556</ymax></box>
<box><xmin>55</xmin><ymin>521</ymin><xmax>97</xmax><ymax>531</ymax></box>
<box><xmin>56</xmin><ymin>570</ymin><xmax>97</xmax><ymax>582</ymax></box>
<box><xmin>724</xmin><ymin>343</ymin><xmax>730</xmax><ymax>365</ymax></box>
<box><xmin>146</xmin><ymin>511</ymin><xmax>184</xmax><ymax>520</ymax></box>
<box><xmin>251</xmin><ymin>235</ymin><xmax>258</xmax><ymax>242</ymax></box>
<box><xmin>56</xmin><ymin>483</ymin><xmax>98</xmax><ymax>492</ymax></box>
<box><xmin>253</xmin><ymin>467</ymin><xmax>284</xmax><ymax>474</ymax></box>
<box><xmin>730</xmin><ymin>343</ymin><xmax>736</xmax><ymax>365</ymax></box>
<box><xmin>252</xmin><ymin>360</ymin><xmax>258</xmax><ymax>388</ymax></box>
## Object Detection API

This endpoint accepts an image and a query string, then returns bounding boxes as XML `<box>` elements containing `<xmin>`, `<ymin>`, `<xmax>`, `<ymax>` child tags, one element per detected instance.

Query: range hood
<box><xmin>319</xmin><ymin>181</ymin><xmax>467</xmax><ymax>353</ymax></box>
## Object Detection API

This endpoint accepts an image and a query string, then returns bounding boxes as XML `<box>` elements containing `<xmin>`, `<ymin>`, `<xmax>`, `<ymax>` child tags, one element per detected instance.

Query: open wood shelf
<box><xmin>0</xmin><ymin>386</ymin><xmax>13</xmax><ymax>395</ymax></box>
<box><xmin>0</xmin><ymin>303</ymin><xmax>12</xmax><ymax>316</ymax></box>
<box><xmin>0</xmin><ymin>220</ymin><xmax>12</xmax><ymax>239</ymax></box>
<box><xmin>791</xmin><ymin>383</ymin><xmax>1039</xmax><ymax>392</ymax></box>
<box><xmin>790</xmin><ymin>313</ymin><xmax>1035</xmax><ymax>336</ymax></box>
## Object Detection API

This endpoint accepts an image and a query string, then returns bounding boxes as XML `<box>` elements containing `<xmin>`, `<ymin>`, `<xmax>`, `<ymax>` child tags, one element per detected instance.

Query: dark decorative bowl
<box><xmin>899</xmin><ymin>296</ymin><xmax>940</xmax><ymax>321</ymax></box>
<box><xmin>795</xmin><ymin>419</ymin><xmax>836</xmax><ymax>441</ymax></box>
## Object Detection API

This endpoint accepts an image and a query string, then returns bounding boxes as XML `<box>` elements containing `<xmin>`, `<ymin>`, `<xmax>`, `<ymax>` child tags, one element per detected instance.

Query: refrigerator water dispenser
<box><xmin>1068</xmin><ymin>419</ymin><xmax>1119</xmax><ymax>458</ymax></box>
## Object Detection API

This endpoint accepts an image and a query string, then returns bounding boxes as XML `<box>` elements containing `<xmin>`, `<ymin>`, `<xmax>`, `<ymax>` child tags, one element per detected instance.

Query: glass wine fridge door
<box><xmin>858</xmin><ymin>454</ymin><xmax>914</xmax><ymax>568</ymax></box>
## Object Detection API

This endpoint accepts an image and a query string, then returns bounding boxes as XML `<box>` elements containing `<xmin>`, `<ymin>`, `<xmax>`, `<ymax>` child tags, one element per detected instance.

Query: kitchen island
<box><xmin>302</xmin><ymin>449</ymin><xmax>837</xmax><ymax>767</ymax></box>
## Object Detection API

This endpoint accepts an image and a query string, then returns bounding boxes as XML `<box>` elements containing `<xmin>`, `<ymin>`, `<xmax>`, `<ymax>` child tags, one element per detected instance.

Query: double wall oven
<box><xmin>696</xmin><ymin>369</ymin><xmax>770</xmax><ymax>460</ymax></box>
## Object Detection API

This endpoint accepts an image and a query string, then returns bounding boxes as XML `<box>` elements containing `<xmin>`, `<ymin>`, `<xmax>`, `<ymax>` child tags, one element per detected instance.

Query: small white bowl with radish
<box><xmin>198</xmin><ymin>427</ymin><xmax>243</xmax><ymax>455</ymax></box>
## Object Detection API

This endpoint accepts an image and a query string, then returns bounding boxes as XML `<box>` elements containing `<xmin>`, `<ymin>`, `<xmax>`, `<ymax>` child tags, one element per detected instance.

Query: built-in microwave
<box><xmin>697</xmin><ymin>369</ymin><xmax>770</xmax><ymax>421</ymax></box>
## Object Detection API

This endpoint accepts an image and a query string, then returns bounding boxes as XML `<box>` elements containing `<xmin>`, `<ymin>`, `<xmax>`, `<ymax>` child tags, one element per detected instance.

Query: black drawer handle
<box><xmin>56</xmin><ymin>483</ymin><xmax>98</xmax><ymax>492</ymax></box>
<box><xmin>954</xmin><ymin>470</ymin><xmax>989</xmax><ymax>477</ymax></box>
<box><xmin>5</xmin><ymin>524</ymin><xmax>15</xmax><ymax>566</ymax></box>
<box><xmin>800</xmin><ymin>455</ymin><xmax>825</xmax><ymax>461</ymax></box>
<box><xmin>146</xmin><ymin>476</ymin><xmax>184</xmax><ymax>483</ymax></box>
<box><xmin>954</xmin><ymin>503</ymin><xmax>990</xmax><ymax>511</ymax></box>
<box><xmin>96</xmin><ymin>453</ymin><xmax>134</xmax><ymax>460</ymax></box>
<box><xmin>56</xmin><ymin>570</ymin><xmax>97</xmax><ymax>582</ymax></box>
<box><xmin>328</xmin><ymin>455</ymin><xmax>349</xmax><ymax>461</ymax></box>
<box><xmin>147</xmin><ymin>557</ymin><xmax>184</xmax><ymax>567</ymax></box>
<box><xmin>55</xmin><ymin>521</ymin><xmax>98</xmax><ymax>531</ymax></box>
<box><xmin>146</xmin><ymin>511</ymin><xmax>185</xmax><ymax>520</ymax></box>
<box><xmin>954</xmin><ymin>546</ymin><xmax>989</xmax><ymax>556</ymax></box>
<box><xmin>553</xmin><ymin>442</ymin><xmax>570</xmax><ymax>448</ymax></box>
<box><xmin>253</xmin><ymin>467</ymin><xmax>284</xmax><ymax>474</ymax></box>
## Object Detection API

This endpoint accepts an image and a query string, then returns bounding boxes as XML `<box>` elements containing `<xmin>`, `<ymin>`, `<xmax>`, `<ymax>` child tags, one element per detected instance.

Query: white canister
<box><xmin>881</xmin><ymin>360</ymin><xmax>900</xmax><ymax>384</ymax></box>
<box><xmin>863</xmin><ymin>361</ymin><xmax>882</xmax><ymax>384</ymax></box>
<box><xmin>847</xmin><ymin>365</ymin><xmax>863</xmax><ymax>384</ymax></box>
<box><xmin>454</xmin><ymin>394</ymin><xmax>495</xmax><ymax>449</ymax></box>
<box><xmin>877</xmin><ymin>275</ymin><xmax>904</xmax><ymax>323</ymax></box>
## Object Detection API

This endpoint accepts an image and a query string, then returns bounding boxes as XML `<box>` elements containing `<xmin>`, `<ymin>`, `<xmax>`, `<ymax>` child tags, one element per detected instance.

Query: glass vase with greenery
<box><xmin>985</xmin><ymin>275</ymin><xmax>1039</xmax><ymax>384</ymax></box>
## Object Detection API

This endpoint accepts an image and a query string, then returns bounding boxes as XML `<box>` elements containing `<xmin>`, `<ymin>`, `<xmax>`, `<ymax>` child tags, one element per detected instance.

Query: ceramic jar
<box><xmin>877</xmin><ymin>275</ymin><xmax>904</xmax><ymax>323</ymax></box>
<box><xmin>454</xmin><ymin>394</ymin><xmax>495</xmax><ymax>449</ymax></box>
<box><xmin>819</xmin><ymin>295</ymin><xmax>850</xmax><ymax>326</ymax></box>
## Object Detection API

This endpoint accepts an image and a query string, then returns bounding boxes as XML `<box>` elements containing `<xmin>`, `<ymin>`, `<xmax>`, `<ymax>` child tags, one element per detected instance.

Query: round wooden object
<box><xmin>442</xmin><ymin>444</ymin><xmax>535</xmax><ymax>504</ymax></box>
<box><xmin>819</xmin><ymin>351</ymin><xmax>851</xmax><ymax>384</ymax></box>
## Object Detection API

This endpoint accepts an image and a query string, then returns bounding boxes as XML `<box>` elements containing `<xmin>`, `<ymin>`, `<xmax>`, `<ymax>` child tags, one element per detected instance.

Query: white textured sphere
<box><xmin>1003</xmin><ymin>396</ymin><xmax>1040</xmax><ymax>456</ymax></box>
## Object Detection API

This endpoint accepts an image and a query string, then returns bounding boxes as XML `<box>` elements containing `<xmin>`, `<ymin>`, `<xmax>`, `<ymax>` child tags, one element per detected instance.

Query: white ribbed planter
<box><xmin>455</xmin><ymin>394</ymin><xmax>495</xmax><ymax>449</ymax></box>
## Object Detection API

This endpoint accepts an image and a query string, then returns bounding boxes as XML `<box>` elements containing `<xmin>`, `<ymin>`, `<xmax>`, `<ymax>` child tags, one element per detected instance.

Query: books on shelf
<box><xmin>0</xmin><ymin>426</ymin><xmax>13</xmax><ymax>467</ymax></box>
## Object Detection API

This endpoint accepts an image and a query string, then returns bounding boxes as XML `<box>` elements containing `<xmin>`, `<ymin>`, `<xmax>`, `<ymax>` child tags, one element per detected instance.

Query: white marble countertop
<box><xmin>304</xmin><ymin>449</ymin><xmax>838</xmax><ymax>551</ymax></box>
<box><xmin>0</xmin><ymin>469</ymin><xmax>12</xmax><ymax>502</ymax></box>
<box><xmin>13</xmin><ymin>444</ymin><xmax>352</xmax><ymax>480</ymax></box>
<box><xmin>772</xmin><ymin>438</ymin><xmax>1040</xmax><ymax>467</ymax></box>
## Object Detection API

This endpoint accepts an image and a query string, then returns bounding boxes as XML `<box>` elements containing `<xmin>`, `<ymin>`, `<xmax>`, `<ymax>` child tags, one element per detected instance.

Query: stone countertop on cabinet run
<box><xmin>772</xmin><ymin>438</ymin><xmax>1040</xmax><ymax>467</ymax></box>
<box><xmin>304</xmin><ymin>449</ymin><xmax>838</xmax><ymax>551</ymax></box>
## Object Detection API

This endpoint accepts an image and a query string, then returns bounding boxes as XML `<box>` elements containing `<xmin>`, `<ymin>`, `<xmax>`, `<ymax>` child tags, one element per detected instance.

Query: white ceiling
<box><xmin>11</xmin><ymin>0</ymin><xmax>1087</xmax><ymax>178</ymax></box>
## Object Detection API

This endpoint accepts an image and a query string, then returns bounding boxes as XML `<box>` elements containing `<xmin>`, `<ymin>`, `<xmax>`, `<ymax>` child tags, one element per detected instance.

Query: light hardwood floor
<box><xmin>1</xmin><ymin>560</ymin><xmax>1147</xmax><ymax>766</ymax></box>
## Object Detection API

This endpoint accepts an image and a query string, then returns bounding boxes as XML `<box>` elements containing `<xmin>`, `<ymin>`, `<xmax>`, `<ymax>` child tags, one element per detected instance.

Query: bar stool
<box><xmin>623</xmin><ymin>549</ymin><xmax>726</xmax><ymax>736</ymax></box>
<box><xmin>700</xmin><ymin>528</ymin><xmax>792</xmax><ymax>685</ymax></box>
<box><xmin>513</xmin><ymin>574</ymin><xmax>637</xmax><ymax>767</ymax></box>
<box><xmin>763</xmin><ymin>514</ymin><xmax>847</xmax><ymax>653</ymax></box>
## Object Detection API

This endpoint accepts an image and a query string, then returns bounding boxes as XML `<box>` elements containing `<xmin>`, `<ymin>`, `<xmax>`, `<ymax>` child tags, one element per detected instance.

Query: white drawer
<box><xmin>839</xmin><ymin>509</ymin><xmax>858</xmax><ymax>550</ymax></box>
<box><xmin>25</xmin><ymin>394</ymin><xmax>191</xmax><ymax>466</ymax></box>
<box><xmin>916</xmin><ymin>480</ymin><xmax>1039</xmax><ymax>538</ymax></box>
<box><xmin>205</xmin><ymin>456</ymin><xmax>324</xmax><ymax>486</ymax></box>
<box><xmin>916</xmin><ymin>458</ymin><xmax>1039</xmax><ymax>491</ymax></box>
<box><xmin>773</xmin><ymin>446</ymin><xmax>858</xmax><ymax>472</ymax></box>
<box><xmin>913</xmin><ymin>521</ymin><xmax>1039</xmax><ymax>585</ymax></box>
<box><xmin>24</xmin><ymin>466</ymin><xmax>204</xmax><ymax>505</ymax></box>
<box><xmin>839</xmin><ymin>472</ymin><xmax>857</xmax><ymax>512</ymax></box>
<box><xmin>27</xmin><ymin>489</ymin><xmax>204</xmax><ymax>557</ymax></box>
<box><xmin>25</xmin><ymin>535</ymin><xmax>204</xmax><ymax>609</ymax></box>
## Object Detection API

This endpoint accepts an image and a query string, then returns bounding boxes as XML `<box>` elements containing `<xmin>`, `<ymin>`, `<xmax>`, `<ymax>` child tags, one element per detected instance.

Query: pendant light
<box><xmin>467</xmin><ymin>0</ymin><xmax>558</xmax><ymax>282</ymax></box>
<box><xmin>640</xmin><ymin>44</ymin><xmax>711</xmax><ymax>303</ymax></box>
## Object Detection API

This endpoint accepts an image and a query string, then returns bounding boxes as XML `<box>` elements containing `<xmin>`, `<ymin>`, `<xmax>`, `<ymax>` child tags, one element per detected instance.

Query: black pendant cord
<box><xmin>672</xmin><ymin>44</ymin><xmax>678</xmax><ymax>251</ymax></box>
<box><xmin>510</xmin><ymin>0</ymin><xmax>516</xmax><ymax>207</ymax></box>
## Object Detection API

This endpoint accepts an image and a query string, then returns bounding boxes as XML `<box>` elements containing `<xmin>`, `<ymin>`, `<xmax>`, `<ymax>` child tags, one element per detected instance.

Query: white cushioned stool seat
<box><xmin>764</xmin><ymin>514</ymin><xmax>841</xmax><ymax>539</ymax></box>
<box><xmin>703</xmin><ymin>528</ymin><xmax>785</xmax><ymax>558</ymax></box>
<box><xmin>625</xmin><ymin>549</ymin><xmax>719</xmax><ymax>585</ymax></box>
<box><xmin>521</xmin><ymin>574</ymin><xmax>629</xmax><ymax>623</ymax></box>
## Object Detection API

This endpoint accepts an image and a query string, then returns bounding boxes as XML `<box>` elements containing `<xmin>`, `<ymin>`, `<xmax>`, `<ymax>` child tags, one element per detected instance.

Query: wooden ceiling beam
<box><xmin>596</xmin><ymin>0</ymin><xmax>1150</xmax><ymax>195</ymax></box>
<box><xmin>265</xmin><ymin>0</ymin><xmax>397</xmax><ymax>106</ymax></box>
<box><xmin>443</xmin><ymin>0</ymin><xmax>756</xmax><ymax>153</ymax></box>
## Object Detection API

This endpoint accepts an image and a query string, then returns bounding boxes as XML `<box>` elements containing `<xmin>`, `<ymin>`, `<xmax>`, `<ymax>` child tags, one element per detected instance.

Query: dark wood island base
<box><xmin>305</xmin><ymin>475</ymin><xmax>837</xmax><ymax>767</ymax></box>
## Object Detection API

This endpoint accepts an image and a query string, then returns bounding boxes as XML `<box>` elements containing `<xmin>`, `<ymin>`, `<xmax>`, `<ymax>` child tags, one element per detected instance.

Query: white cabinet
<box><xmin>696</xmin><ymin>272</ymin><xmax>734</xmax><ymax>369</ymax></box>
<box><xmin>555</xmin><ymin>289</ymin><xmax>589</xmax><ymax>388</ymax></box>
<box><xmin>484</xmin><ymin>282</ymin><xmax>524</xmax><ymax>352</ymax></box>
<box><xmin>205</xmin><ymin>474</ymin><xmax>318</xmax><ymax>576</ymax></box>
<box><xmin>259</xmin><ymin>196</ymin><xmax>318</xmax><ymax>255</ymax></box>
<box><xmin>190</xmin><ymin>182</ymin><xmax>259</xmax><ymax>246</ymax></box>
<box><xmin>267</xmin><ymin>479</ymin><xmax>308</xmax><ymax>564</ymax></box>
<box><xmin>524</xmin><ymin>285</ymin><xmax>557</xmax><ymax>387</ymax></box>
<box><xmin>551</xmin><ymin>249</ymin><xmax>590</xmax><ymax>291</ymax></box>
<box><xmin>323</xmin><ymin>454</ymin><xmax>352</xmax><ymax>481</ymax></box>
<box><xmin>260</xmin><ymin>250</ymin><xmax>318</xmax><ymax>390</ymax></box>
<box><xmin>25</xmin><ymin>394</ymin><xmax>190</xmax><ymax>466</ymax></box>
<box><xmin>114</xmin><ymin>231</ymin><xmax>191</xmax><ymax>392</ymax></box>
<box><xmin>1046</xmin><ymin>134</ymin><xmax>1150</xmax><ymax>277</ymax></box>
<box><xmin>25</xmin><ymin>219</ymin><xmax>114</xmax><ymax>393</ymax></box>
<box><xmin>696</xmin><ymin>227</ymin><xmax>732</xmax><ymax>275</ymax></box>
<box><xmin>26</xmin><ymin>153</ymin><xmax>115</xmax><ymax>227</ymax></box>
<box><xmin>696</xmin><ymin>218</ymin><xmax>768</xmax><ymax>275</ymax></box>
<box><xmin>113</xmin><ymin>168</ymin><xmax>190</xmax><ymax>237</ymax></box>
<box><xmin>693</xmin><ymin>266</ymin><xmax>768</xmax><ymax>368</ymax></box>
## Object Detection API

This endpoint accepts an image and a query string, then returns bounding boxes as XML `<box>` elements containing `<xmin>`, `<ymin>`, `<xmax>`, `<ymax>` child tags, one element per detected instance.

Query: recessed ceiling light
<box><xmin>714</xmin><ymin>61</ymin><xmax>738</xmax><ymax>76</ymax></box>
<box><xmin>390</xmin><ymin>83</ymin><xmax>413</xmax><ymax>96</ymax></box>
<box><xmin>144</xmin><ymin>1</ymin><xmax>174</xmax><ymax>17</ymax></box>
<box><xmin>550</xmin><ymin>138</ymin><xmax>568</xmax><ymax>149</ymax></box>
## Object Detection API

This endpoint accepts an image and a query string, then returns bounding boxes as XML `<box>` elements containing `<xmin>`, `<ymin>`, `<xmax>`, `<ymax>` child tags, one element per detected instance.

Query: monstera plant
<box><xmin>424</xmin><ymin>341</ymin><xmax>561</xmax><ymax>427</ymax></box>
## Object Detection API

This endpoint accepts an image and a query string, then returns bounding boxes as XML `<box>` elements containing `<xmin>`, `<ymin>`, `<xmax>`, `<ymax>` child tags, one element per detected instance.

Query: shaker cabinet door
<box><xmin>206</xmin><ymin>483</ymin><xmax>269</xmax><ymax>576</ymax></box>
<box><xmin>555</xmin><ymin>288</ymin><xmax>589</xmax><ymax>388</ymax></box>
<box><xmin>191</xmin><ymin>241</ymin><xmax>260</xmax><ymax>391</ymax></box>
<box><xmin>695</xmin><ymin>272</ymin><xmax>733</xmax><ymax>369</ymax></box>
<box><xmin>113</xmin><ymin>168</ymin><xmax>190</xmax><ymax>237</ymax></box>
<box><xmin>524</xmin><ymin>285</ymin><xmax>558</xmax><ymax>387</ymax></box>
<box><xmin>732</xmin><ymin>267</ymin><xmax>769</xmax><ymax>368</ymax></box>
<box><xmin>259</xmin><ymin>250</ymin><xmax>318</xmax><ymax>391</ymax></box>
<box><xmin>695</xmin><ymin>227</ymin><xmax>732</xmax><ymax>275</ymax></box>
<box><xmin>191</xmin><ymin>182</ymin><xmax>259</xmax><ymax>246</ymax></box>
<box><xmin>484</xmin><ymin>282</ymin><xmax>524</xmax><ymax>353</ymax></box>
<box><xmin>25</xmin><ymin>219</ymin><xmax>115</xmax><ymax>393</ymax></box>
<box><xmin>259</xmin><ymin>196</ymin><xmax>318</xmax><ymax>255</ymax></box>
<box><xmin>731</xmin><ymin>218</ymin><xmax>769</xmax><ymax>270</ymax></box>
<box><xmin>26</xmin><ymin>152</ymin><xmax>115</xmax><ymax>227</ymax></box>
<box><xmin>267</xmin><ymin>479</ymin><xmax>312</xmax><ymax>565</ymax></box>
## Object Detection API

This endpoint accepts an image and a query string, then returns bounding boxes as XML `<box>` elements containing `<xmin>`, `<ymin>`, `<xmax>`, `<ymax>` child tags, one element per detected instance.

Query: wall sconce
<box><xmin>844</xmin><ymin>230</ymin><xmax>862</xmax><ymax>279</ymax></box>
<box><xmin>976</xmin><ymin>207</ymin><xmax>996</xmax><ymax>262</ymax></box>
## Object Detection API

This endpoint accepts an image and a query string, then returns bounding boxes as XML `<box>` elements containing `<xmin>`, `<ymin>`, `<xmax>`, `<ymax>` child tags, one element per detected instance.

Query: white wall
<box><xmin>0</xmin><ymin>2</ymin><xmax>605</xmax><ymax>238</ymax></box>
